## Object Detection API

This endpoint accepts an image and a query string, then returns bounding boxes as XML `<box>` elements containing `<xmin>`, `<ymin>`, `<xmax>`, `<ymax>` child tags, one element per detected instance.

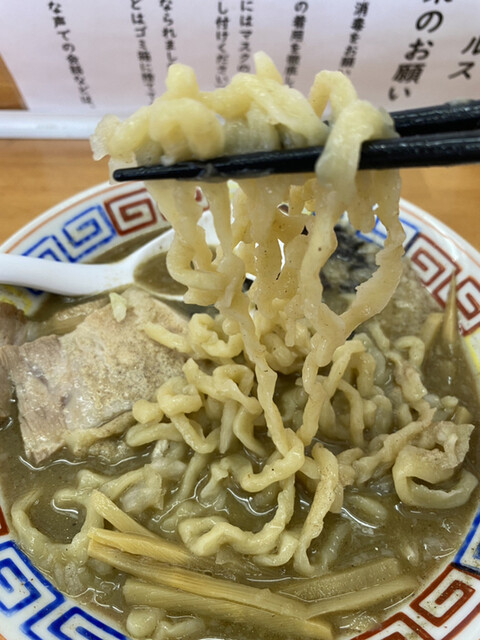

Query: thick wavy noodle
<box><xmin>9</xmin><ymin>53</ymin><xmax>479</xmax><ymax>639</ymax></box>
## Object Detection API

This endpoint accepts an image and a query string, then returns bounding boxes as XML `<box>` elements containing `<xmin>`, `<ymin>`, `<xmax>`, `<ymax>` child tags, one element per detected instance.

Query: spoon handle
<box><xmin>0</xmin><ymin>212</ymin><xmax>214</xmax><ymax>298</ymax></box>
<box><xmin>0</xmin><ymin>253</ymin><xmax>122</xmax><ymax>296</ymax></box>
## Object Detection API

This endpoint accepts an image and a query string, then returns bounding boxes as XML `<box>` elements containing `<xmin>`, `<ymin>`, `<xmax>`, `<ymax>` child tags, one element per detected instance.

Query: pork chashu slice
<box><xmin>0</xmin><ymin>288</ymin><xmax>187</xmax><ymax>463</ymax></box>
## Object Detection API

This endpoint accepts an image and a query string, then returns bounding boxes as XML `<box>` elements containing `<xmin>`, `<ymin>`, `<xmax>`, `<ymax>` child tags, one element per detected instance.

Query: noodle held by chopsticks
<box><xmin>8</xmin><ymin>52</ymin><xmax>476</xmax><ymax>640</ymax></box>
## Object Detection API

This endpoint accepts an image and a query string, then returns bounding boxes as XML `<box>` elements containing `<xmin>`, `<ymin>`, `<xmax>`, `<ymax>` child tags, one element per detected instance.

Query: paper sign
<box><xmin>2</xmin><ymin>0</ymin><xmax>480</xmax><ymax>120</ymax></box>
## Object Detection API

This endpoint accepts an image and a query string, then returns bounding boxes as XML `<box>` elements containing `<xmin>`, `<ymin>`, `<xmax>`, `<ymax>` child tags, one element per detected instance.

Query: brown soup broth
<box><xmin>0</xmin><ymin>240</ymin><xmax>479</xmax><ymax>639</ymax></box>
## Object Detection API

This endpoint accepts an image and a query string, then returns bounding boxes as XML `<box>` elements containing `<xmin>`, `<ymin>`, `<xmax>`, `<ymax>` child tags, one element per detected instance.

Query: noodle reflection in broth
<box><xmin>3</xmin><ymin>53</ymin><xmax>479</xmax><ymax>639</ymax></box>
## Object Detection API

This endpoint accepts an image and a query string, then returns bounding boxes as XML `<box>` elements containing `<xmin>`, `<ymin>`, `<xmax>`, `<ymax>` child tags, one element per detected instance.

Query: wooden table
<box><xmin>0</xmin><ymin>138</ymin><xmax>479</xmax><ymax>250</ymax></box>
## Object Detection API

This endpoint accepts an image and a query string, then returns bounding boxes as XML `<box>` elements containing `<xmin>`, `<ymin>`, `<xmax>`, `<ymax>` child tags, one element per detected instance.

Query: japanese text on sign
<box><xmin>159</xmin><ymin>0</ymin><xmax>178</xmax><ymax>68</ymax></box>
<box><xmin>3</xmin><ymin>0</ymin><xmax>480</xmax><ymax>118</ymax></box>
<box><xmin>389</xmin><ymin>1</ymin><xmax>453</xmax><ymax>102</ymax></box>
<box><xmin>215</xmin><ymin>2</ymin><xmax>230</xmax><ymax>87</ymax></box>
<box><xmin>47</xmin><ymin>1</ymin><xmax>94</xmax><ymax>106</ymax></box>
<box><xmin>237</xmin><ymin>0</ymin><xmax>254</xmax><ymax>73</ymax></box>
<box><xmin>339</xmin><ymin>2</ymin><xmax>370</xmax><ymax>76</ymax></box>
<box><xmin>284</xmin><ymin>1</ymin><xmax>309</xmax><ymax>87</ymax></box>
<box><xmin>130</xmin><ymin>0</ymin><xmax>156</xmax><ymax>103</ymax></box>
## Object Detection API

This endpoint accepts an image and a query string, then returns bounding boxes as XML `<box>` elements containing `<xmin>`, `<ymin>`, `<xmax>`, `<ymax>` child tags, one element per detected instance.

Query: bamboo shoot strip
<box><xmin>89</xmin><ymin>538</ymin><xmax>418</xmax><ymax>618</ymax></box>
<box><xmin>279</xmin><ymin>557</ymin><xmax>404</xmax><ymax>600</ymax></box>
<box><xmin>90</xmin><ymin>490</ymin><xmax>156</xmax><ymax>537</ymax></box>
<box><xmin>88</xmin><ymin>528</ymin><xmax>196</xmax><ymax>567</ymax></box>
<box><xmin>88</xmin><ymin>540</ymin><xmax>315</xmax><ymax>620</ymax></box>
<box><xmin>123</xmin><ymin>580</ymin><xmax>333</xmax><ymax>640</ymax></box>
<box><xmin>88</xmin><ymin>526</ymin><xmax>282</xmax><ymax>580</ymax></box>
<box><xmin>306</xmin><ymin>575</ymin><xmax>418</xmax><ymax>617</ymax></box>
<box><xmin>89</xmin><ymin>528</ymin><xmax>409</xmax><ymax>608</ymax></box>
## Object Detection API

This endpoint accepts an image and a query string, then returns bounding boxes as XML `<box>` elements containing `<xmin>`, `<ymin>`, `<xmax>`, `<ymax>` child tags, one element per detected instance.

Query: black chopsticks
<box><xmin>112</xmin><ymin>100</ymin><xmax>480</xmax><ymax>182</ymax></box>
<box><xmin>389</xmin><ymin>100</ymin><xmax>480</xmax><ymax>135</ymax></box>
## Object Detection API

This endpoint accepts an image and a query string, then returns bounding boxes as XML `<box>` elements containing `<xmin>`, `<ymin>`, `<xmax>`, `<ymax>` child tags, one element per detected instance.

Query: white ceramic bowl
<box><xmin>0</xmin><ymin>182</ymin><xmax>479</xmax><ymax>640</ymax></box>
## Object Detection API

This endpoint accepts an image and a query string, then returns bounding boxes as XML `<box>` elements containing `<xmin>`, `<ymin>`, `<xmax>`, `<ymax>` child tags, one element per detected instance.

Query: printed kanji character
<box><xmin>48</xmin><ymin>2</ymin><xmax>62</xmax><ymax>14</ymax></box>
<box><xmin>351</xmin><ymin>17</ymin><xmax>365</xmax><ymax>31</ymax></box>
<box><xmin>70</xmin><ymin>63</ymin><xmax>84</xmax><ymax>75</ymax></box>
<box><xmin>291</xmin><ymin>29</ymin><xmax>304</xmax><ymax>42</ymax></box>
<box><xmin>354</xmin><ymin>2</ymin><xmax>369</xmax><ymax>17</ymax></box>
<box><xmin>57</xmin><ymin>28</ymin><xmax>71</xmax><ymax>41</ymax></box>
<box><xmin>53</xmin><ymin>16</ymin><xmax>66</xmax><ymax>28</ymax></box>
<box><xmin>341</xmin><ymin>57</ymin><xmax>355</xmax><ymax>68</ymax></box>
<box><xmin>294</xmin><ymin>15</ymin><xmax>306</xmax><ymax>28</ymax></box>
<box><xmin>405</xmin><ymin>38</ymin><xmax>433</xmax><ymax>61</ymax></box>
<box><xmin>416</xmin><ymin>11</ymin><xmax>443</xmax><ymax>33</ymax></box>
<box><xmin>461</xmin><ymin>36</ymin><xmax>480</xmax><ymax>55</ymax></box>
<box><xmin>392</xmin><ymin>63</ymin><xmax>425</xmax><ymax>83</ymax></box>
<box><xmin>448</xmin><ymin>61</ymin><xmax>475</xmax><ymax>79</ymax></box>
<box><xmin>216</xmin><ymin>16</ymin><xmax>229</xmax><ymax>29</ymax></box>
<box><xmin>350</xmin><ymin>31</ymin><xmax>360</xmax><ymax>44</ymax></box>
<box><xmin>388</xmin><ymin>86</ymin><xmax>411</xmax><ymax>101</ymax></box>
<box><xmin>142</xmin><ymin>72</ymin><xmax>155</xmax><ymax>84</ymax></box>
<box><xmin>131</xmin><ymin>12</ymin><xmax>145</xmax><ymax>24</ymax></box>
<box><xmin>294</xmin><ymin>1</ymin><xmax>308</xmax><ymax>13</ymax></box>
<box><xmin>215</xmin><ymin>74</ymin><xmax>228</xmax><ymax>87</ymax></box>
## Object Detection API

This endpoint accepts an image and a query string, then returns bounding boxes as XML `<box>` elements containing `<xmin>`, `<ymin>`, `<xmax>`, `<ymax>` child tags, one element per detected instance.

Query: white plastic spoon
<box><xmin>0</xmin><ymin>212</ymin><xmax>216</xmax><ymax>298</ymax></box>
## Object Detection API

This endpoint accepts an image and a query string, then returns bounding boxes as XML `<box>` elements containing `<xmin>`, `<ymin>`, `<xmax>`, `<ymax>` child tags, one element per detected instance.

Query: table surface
<box><xmin>0</xmin><ymin>138</ymin><xmax>479</xmax><ymax>251</ymax></box>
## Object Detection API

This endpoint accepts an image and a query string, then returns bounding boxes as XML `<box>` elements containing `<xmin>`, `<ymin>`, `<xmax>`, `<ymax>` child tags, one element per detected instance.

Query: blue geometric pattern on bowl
<box><xmin>454</xmin><ymin>506</ymin><xmax>480</xmax><ymax>577</ymax></box>
<box><xmin>0</xmin><ymin>183</ymin><xmax>168</xmax><ymax>313</ymax></box>
<box><xmin>0</xmin><ymin>540</ymin><xmax>127</xmax><ymax>640</ymax></box>
<box><xmin>22</xmin><ymin>205</ymin><xmax>116</xmax><ymax>263</ymax></box>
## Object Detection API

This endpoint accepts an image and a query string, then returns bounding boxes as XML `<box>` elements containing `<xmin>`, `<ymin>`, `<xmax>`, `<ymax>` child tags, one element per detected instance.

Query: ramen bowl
<box><xmin>0</xmin><ymin>181</ymin><xmax>480</xmax><ymax>640</ymax></box>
